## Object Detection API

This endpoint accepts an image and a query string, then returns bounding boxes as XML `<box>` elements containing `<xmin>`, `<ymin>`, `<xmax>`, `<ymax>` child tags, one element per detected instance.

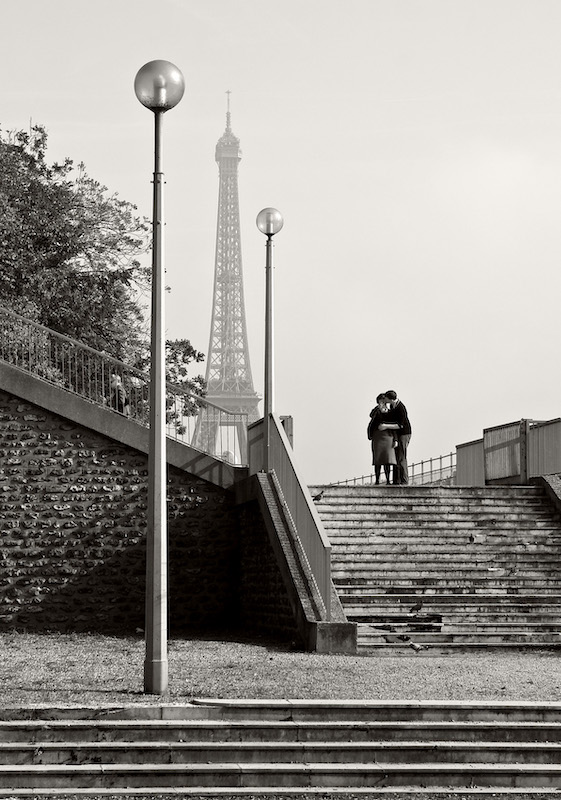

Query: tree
<box><xmin>0</xmin><ymin>125</ymin><xmax>150</xmax><ymax>363</ymax></box>
<box><xmin>0</xmin><ymin>124</ymin><xmax>206</xmax><ymax>404</ymax></box>
<box><xmin>164</xmin><ymin>339</ymin><xmax>207</xmax><ymax>428</ymax></box>
<box><xmin>165</xmin><ymin>339</ymin><xmax>206</xmax><ymax>394</ymax></box>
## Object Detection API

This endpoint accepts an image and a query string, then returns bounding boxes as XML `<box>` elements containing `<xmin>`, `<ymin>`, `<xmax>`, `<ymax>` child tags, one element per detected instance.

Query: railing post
<box><xmin>520</xmin><ymin>419</ymin><xmax>530</xmax><ymax>484</ymax></box>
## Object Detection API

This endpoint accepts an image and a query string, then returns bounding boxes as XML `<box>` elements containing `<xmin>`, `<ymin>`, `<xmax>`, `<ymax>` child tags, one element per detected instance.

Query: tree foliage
<box><xmin>165</xmin><ymin>338</ymin><xmax>206</xmax><ymax>395</ymax></box>
<box><xmin>0</xmin><ymin>125</ymin><xmax>206</xmax><ymax>399</ymax></box>
<box><xmin>0</xmin><ymin>125</ymin><xmax>149</xmax><ymax>361</ymax></box>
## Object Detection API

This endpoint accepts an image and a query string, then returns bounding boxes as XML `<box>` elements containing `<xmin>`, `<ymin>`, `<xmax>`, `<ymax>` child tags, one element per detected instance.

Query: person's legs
<box><xmin>383</xmin><ymin>464</ymin><xmax>391</xmax><ymax>484</ymax></box>
<box><xmin>395</xmin><ymin>434</ymin><xmax>411</xmax><ymax>484</ymax></box>
<box><xmin>374</xmin><ymin>465</ymin><xmax>381</xmax><ymax>484</ymax></box>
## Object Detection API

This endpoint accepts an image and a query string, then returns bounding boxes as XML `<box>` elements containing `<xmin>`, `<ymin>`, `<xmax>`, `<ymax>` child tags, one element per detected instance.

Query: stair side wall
<box><xmin>236</xmin><ymin>496</ymin><xmax>301</xmax><ymax>644</ymax></box>
<box><xmin>0</xmin><ymin>389</ymin><xmax>241</xmax><ymax>634</ymax></box>
<box><xmin>236</xmin><ymin>475</ymin><xmax>357</xmax><ymax>654</ymax></box>
<box><xmin>533</xmin><ymin>473</ymin><xmax>561</xmax><ymax>514</ymax></box>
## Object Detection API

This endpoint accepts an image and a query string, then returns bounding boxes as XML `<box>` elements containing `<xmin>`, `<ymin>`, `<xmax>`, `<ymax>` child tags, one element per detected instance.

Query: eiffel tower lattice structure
<box><xmin>193</xmin><ymin>95</ymin><xmax>260</xmax><ymax>463</ymax></box>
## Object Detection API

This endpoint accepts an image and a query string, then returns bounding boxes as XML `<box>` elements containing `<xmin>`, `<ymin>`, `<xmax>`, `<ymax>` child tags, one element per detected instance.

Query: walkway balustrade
<box><xmin>0</xmin><ymin>305</ymin><xmax>247</xmax><ymax>465</ymax></box>
<box><xmin>332</xmin><ymin>452</ymin><xmax>457</xmax><ymax>487</ymax></box>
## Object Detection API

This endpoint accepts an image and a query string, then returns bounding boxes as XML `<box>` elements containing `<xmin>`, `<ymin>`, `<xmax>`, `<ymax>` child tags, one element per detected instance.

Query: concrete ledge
<box><xmin>0</xmin><ymin>361</ymin><xmax>247</xmax><ymax>491</ymax></box>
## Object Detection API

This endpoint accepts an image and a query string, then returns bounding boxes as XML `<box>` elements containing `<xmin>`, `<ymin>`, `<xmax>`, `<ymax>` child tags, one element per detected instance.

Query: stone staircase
<box><xmin>2</xmin><ymin>701</ymin><xmax>561</xmax><ymax>793</ymax></box>
<box><xmin>311</xmin><ymin>484</ymin><xmax>561</xmax><ymax>654</ymax></box>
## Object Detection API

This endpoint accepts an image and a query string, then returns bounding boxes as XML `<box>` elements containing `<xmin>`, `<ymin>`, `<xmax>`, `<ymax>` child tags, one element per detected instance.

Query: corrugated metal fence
<box><xmin>456</xmin><ymin>418</ymin><xmax>561</xmax><ymax>485</ymax></box>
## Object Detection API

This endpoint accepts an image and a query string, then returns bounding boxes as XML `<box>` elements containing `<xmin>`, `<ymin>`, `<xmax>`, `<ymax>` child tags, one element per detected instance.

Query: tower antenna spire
<box><xmin>226</xmin><ymin>89</ymin><xmax>231</xmax><ymax>130</ymax></box>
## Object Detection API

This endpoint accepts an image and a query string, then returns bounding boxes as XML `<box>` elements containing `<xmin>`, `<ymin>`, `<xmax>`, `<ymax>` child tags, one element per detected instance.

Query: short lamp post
<box><xmin>134</xmin><ymin>59</ymin><xmax>185</xmax><ymax>695</ymax></box>
<box><xmin>256</xmin><ymin>208</ymin><xmax>283</xmax><ymax>472</ymax></box>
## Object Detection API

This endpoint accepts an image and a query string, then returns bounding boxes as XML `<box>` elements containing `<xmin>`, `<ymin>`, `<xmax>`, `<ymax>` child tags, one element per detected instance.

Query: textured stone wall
<box><xmin>0</xmin><ymin>391</ymin><xmax>239</xmax><ymax>634</ymax></box>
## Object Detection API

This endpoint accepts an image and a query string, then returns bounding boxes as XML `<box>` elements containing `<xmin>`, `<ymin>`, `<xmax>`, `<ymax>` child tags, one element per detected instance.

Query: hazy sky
<box><xmin>3</xmin><ymin>0</ymin><xmax>561</xmax><ymax>483</ymax></box>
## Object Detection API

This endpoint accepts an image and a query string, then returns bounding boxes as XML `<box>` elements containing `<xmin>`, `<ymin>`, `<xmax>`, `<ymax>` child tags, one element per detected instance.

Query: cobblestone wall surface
<box><xmin>0</xmin><ymin>391</ymin><xmax>239</xmax><ymax>634</ymax></box>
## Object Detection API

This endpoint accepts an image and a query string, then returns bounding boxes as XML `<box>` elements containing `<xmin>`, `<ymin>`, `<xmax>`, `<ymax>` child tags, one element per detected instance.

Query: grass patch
<box><xmin>1</xmin><ymin>630</ymin><xmax>560</xmax><ymax>706</ymax></box>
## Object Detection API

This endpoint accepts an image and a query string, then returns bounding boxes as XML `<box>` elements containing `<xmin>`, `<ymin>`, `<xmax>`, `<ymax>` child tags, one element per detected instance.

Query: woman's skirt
<box><xmin>371</xmin><ymin>430</ymin><xmax>397</xmax><ymax>466</ymax></box>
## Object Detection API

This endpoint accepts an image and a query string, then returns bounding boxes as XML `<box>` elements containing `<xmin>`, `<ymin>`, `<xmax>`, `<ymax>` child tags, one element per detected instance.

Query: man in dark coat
<box><xmin>384</xmin><ymin>390</ymin><xmax>411</xmax><ymax>485</ymax></box>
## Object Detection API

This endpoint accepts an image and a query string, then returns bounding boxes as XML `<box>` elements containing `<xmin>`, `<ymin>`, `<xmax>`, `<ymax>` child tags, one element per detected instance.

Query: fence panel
<box><xmin>483</xmin><ymin>421</ymin><xmax>521</xmax><ymax>482</ymax></box>
<box><xmin>528</xmin><ymin>419</ymin><xmax>561</xmax><ymax>477</ymax></box>
<box><xmin>456</xmin><ymin>439</ymin><xmax>485</xmax><ymax>486</ymax></box>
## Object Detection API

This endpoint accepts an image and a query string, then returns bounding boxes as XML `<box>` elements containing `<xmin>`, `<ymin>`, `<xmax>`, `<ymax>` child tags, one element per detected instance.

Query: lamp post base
<box><xmin>144</xmin><ymin>659</ymin><xmax>168</xmax><ymax>695</ymax></box>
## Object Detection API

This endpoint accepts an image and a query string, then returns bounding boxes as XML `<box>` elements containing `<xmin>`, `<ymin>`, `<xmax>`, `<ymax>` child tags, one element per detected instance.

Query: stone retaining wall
<box><xmin>0</xmin><ymin>391</ymin><xmax>241</xmax><ymax>635</ymax></box>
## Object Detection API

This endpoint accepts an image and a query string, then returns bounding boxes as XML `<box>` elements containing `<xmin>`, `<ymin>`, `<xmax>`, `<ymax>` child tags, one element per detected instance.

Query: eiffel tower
<box><xmin>193</xmin><ymin>95</ymin><xmax>260</xmax><ymax>462</ymax></box>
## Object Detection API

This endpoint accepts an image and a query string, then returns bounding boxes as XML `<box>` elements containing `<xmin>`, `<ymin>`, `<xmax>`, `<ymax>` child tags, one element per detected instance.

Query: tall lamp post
<box><xmin>134</xmin><ymin>60</ymin><xmax>185</xmax><ymax>695</ymax></box>
<box><xmin>256</xmin><ymin>208</ymin><xmax>283</xmax><ymax>472</ymax></box>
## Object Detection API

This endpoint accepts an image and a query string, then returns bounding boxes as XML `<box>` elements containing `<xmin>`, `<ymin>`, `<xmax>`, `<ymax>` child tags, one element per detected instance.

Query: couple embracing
<box><xmin>367</xmin><ymin>390</ymin><xmax>412</xmax><ymax>485</ymax></box>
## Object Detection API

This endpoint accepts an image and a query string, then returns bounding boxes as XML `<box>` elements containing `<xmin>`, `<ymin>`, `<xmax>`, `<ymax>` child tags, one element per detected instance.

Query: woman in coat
<box><xmin>368</xmin><ymin>393</ymin><xmax>397</xmax><ymax>484</ymax></box>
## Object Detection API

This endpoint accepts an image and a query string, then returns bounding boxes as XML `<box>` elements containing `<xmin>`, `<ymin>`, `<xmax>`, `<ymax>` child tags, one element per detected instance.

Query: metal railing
<box><xmin>0</xmin><ymin>305</ymin><xmax>248</xmax><ymax>466</ymax></box>
<box><xmin>410</xmin><ymin>452</ymin><xmax>456</xmax><ymax>485</ymax></box>
<box><xmin>248</xmin><ymin>415</ymin><xmax>332</xmax><ymax>620</ymax></box>
<box><xmin>331</xmin><ymin>452</ymin><xmax>457</xmax><ymax>487</ymax></box>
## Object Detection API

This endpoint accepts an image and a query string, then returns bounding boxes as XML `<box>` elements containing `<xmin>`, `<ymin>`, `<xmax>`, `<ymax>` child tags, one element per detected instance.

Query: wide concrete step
<box><xmin>317</xmin><ymin>496</ymin><xmax>552</xmax><ymax>508</ymax></box>
<box><xmin>330</xmin><ymin>535</ymin><xmax>561</xmax><ymax>547</ymax></box>
<box><xmin>335</xmin><ymin>582</ymin><xmax>561</xmax><ymax>595</ymax></box>
<box><xmin>4</xmin><ymin>700</ymin><xmax>561</xmax><ymax>724</ymax></box>
<box><xmin>334</xmin><ymin>573</ymin><xmax>561</xmax><ymax>597</ymax></box>
<box><xmin>335</xmin><ymin>577</ymin><xmax>548</xmax><ymax>588</ymax></box>
<box><xmin>316</xmin><ymin>490</ymin><xmax>553</xmax><ymax>501</ymax></box>
<box><xmin>327</xmin><ymin>527</ymin><xmax>561</xmax><ymax>541</ymax></box>
<box><xmin>320</xmin><ymin>502</ymin><xmax>559</xmax><ymax>514</ymax></box>
<box><xmin>336</xmin><ymin>586</ymin><xmax>561</xmax><ymax>598</ymax></box>
<box><xmin>330</xmin><ymin>533</ymin><xmax>561</xmax><ymax>545</ymax></box>
<box><xmin>332</xmin><ymin>573</ymin><xmax>561</xmax><ymax>588</ymax></box>
<box><xmin>335</xmin><ymin>574</ymin><xmax>561</xmax><ymax>584</ymax></box>
<box><xmin>330</xmin><ymin>537</ymin><xmax>561</xmax><ymax>549</ymax></box>
<box><xmin>334</xmin><ymin>569</ymin><xmax>560</xmax><ymax>584</ymax></box>
<box><xmin>4</xmin><ymin>760</ymin><xmax>561</xmax><ymax>790</ymax></box>
<box><xmin>311</xmin><ymin>485</ymin><xmax>545</xmax><ymax>498</ymax></box>
<box><xmin>332</xmin><ymin>551</ymin><xmax>561</xmax><ymax>566</ymax></box>
<box><xmin>332</xmin><ymin>550</ymin><xmax>561</xmax><ymax>563</ymax></box>
<box><xmin>4</xmin><ymin>703</ymin><xmax>561</xmax><ymax>791</ymax></box>
<box><xmin>17</xmin><ymin>718</ymin><xmax>561</xmax><ymax>746</ymax></box>
<box><xmin>321</xmin><ymin>509</ymin><xmax>559</xmax><ymax>523</ymax></box>
<box><xmin>336</xmin><ymin>582</ymin><xmax>561</xmax><ymax>594</ymax></box>
<box><xmin>341</xmin><ymin>593</ymin><xmax>561</xmax><ymax>617</ymax></box>
<box><xmin>360</xmin><ymin>620</ymin><xmax>561</xmax><ymax>635</ymax></box>
<box><xmin>342</xmin><ymin>606</ymin><xmax>561</xmax><ymax>619</ymax></box>
<box><xmin>335</xmin><ymin>564</ymin><xmax>561</xmax><ymax>578</ymax></box>
<box><xmin>7</xmin><ymin>739</ymin><xmax>561</xmax><ymax>766</ymax></box>
<box><xmin>340</xmin><ymin>597</ymin><xmax>561</xmax><ymax>613</ymax></box>
<box><xmin>323</xmin><ymin>517</ymin><xmax>561</xmax><ymax>530</ymax></box>
<box><xmin>359</xmin><ymin>628</ymin><xmax>561</xmax><ymax>645</ymax></box>
<box><xmin>358</xmin><ymin>642</ymin><xmax>561</xmax><ymax>656</ymax></box>
<box><xmin>346</xmin><ymin>609</ymin><xmax>561</xmax><ymax>624</ymax></box>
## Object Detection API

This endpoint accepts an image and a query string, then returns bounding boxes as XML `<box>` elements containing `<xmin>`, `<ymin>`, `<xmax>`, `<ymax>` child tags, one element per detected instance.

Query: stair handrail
<box><xmin>0</xmin><ymin>304</ymin><xmax>248</xmax><ymax>465</ymax></box>
<box><xmin>248</xmin><ymin>414</ymin><xmax>332</xmax><ymax>619</ymax></box>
